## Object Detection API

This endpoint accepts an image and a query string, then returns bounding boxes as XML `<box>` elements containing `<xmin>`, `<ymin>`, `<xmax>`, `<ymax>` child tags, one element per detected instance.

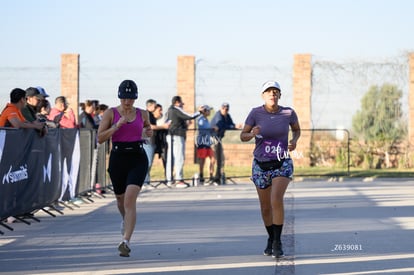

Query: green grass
<box><xmin>294</xmin><ymin>167</ymin><xmax>414</xmax><ymax>178</ymax></box>
<box><xmin>150</xmin><ymin>164</ymin><xmax>414</xmax><ymax>182</ymax></box>
<box><xmin>149</xmin><ymin>164</ymin><xmax>253</xmax><ymax>181</ymax></box>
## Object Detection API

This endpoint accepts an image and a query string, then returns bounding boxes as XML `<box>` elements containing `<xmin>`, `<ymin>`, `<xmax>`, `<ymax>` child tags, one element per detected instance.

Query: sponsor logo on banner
<box><xmin>2</xmin><ymin>164</ymin><xmax>29</xmax><ymax>184</ymax></box>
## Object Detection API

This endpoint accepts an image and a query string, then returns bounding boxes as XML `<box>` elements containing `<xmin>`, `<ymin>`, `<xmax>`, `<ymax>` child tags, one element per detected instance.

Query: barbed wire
<box><xmin>0</xmin><ymin>55</ymin><xmax>410</xmax><ymax>132</ymax></box>
<box><xmin>311</xmin><ymin>54</ymin><xmax>409</xmax><ymax>130</ymax></box>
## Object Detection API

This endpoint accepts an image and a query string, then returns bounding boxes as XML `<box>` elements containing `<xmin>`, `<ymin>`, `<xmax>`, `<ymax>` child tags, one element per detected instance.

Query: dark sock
<box><xmin>265</xmin><ymin>225</ymin><xmax>274</xmax><ymax>240</ymax></box>
<box><xmin>273</xmin><ymin>224</ymin><xmax>283</xmax><ymax>243</ymax></box>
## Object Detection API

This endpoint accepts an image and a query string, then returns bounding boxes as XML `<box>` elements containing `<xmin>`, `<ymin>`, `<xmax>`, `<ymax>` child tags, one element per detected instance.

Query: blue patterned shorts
<box><xmin>251</xmin><ymin>158</ymin><xmax>294</xmax><ymax>189</ymax></box>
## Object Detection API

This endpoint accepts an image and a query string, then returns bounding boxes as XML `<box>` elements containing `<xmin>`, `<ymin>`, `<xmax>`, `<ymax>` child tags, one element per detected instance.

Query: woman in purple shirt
<box><xmin>240</xmin><ymin>81</ymin><xmax>301</xmax><ymax>258</ymax></box>
<box><xmin>98</xmin><ymin>80</ymin><xmax>153</xmax><ymax>257</ymax></box>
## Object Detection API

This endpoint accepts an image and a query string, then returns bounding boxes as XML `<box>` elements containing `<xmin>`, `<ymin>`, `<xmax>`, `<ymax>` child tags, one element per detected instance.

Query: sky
<box><xmin>2</xmin><ymin>0</ymin><xmax>412</xmax><ymax>67</ymax></box>
<box><xmin>1</xmin><ymin>0</ymin><xmax>413</xmax><ymax>129</ymax></box>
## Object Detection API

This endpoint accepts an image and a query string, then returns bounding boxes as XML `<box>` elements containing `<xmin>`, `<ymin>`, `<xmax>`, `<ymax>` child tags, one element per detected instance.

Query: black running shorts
<box><xmin>108</xmin><ymin>147</ymin><xmax>148</xmax><ymax>195</ymax></box>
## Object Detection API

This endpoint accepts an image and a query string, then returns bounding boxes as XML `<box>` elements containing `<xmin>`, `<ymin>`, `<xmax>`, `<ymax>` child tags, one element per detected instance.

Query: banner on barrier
<box><xmin>0</xmin><ymin>128</ymin><xmax>80</xmax><ymax>219</ymax></box>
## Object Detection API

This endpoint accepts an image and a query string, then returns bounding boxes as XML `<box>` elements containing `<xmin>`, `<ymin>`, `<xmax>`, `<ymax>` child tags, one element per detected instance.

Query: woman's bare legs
<box><xmin>115</xmin><ymin>184</ymin><xmax>141</xmax><ymax>256</ymax></box>
<box><xmin>256</xmin><ymin>176</ymin><xmax>290</xmax><ymax>257</ymax></box>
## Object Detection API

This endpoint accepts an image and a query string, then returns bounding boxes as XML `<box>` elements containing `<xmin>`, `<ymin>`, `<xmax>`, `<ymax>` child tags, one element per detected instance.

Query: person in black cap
<box><xmin>21</xmin><ymin>87</ymin><xmax>47</xmax><ymax>136</ymax></box>
<box><xmin>97</xmin><ymin>79</ymin><xmax>153</xmax><ymax>257</ymax></box>
<box><xmin>22</xmin><ymin>87</ymin><xmax>44</xmax><ymax>122</ymax></box>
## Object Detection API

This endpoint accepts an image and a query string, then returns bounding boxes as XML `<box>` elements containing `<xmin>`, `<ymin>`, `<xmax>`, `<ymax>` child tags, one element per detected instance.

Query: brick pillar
<box><xmin>409</xmin><ymin>53</ymin><xmax>414</xmax><ymax>148</ymax></box>
<box><xmin>293</xmin><ymin>54</ymin><xmax>312</xmax><ymax>166</ymax></box>
<box><xmin>61</xmin><ymin>54</ymin><xmax>80</xmax><ymax>123</ymax></box>
<box><xmin>177</xmin><ymin>56</ymin><xmax>196</xmax><ymax>165</ymax></box>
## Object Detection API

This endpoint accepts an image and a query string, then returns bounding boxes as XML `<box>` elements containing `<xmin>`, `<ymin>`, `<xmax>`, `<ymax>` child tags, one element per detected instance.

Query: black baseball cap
<box><xmin>118</xmin><ymin>80</ymin><xmax>138</xmax><ymax>99</ymax></box>
<box><xmin>25</xmin><ymin>87</ymin><xmax>45</xmax><ymax>99</ymax></box>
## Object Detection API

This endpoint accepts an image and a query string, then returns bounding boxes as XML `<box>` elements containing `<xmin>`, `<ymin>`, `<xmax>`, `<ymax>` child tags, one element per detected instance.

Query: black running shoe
<box><xmin>272</xmin><ymin>240</ymin><xmax>284</xmax><ymax>258</ymax></box>
<box><xmin>263</xmin><ymin>238</ymin><xmax>273</xmax><ymax>256</ymax></box>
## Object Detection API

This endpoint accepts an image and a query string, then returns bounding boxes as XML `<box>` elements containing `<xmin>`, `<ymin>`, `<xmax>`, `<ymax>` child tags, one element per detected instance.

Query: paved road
<box><xmin>291</xmin><ymin>178</ymin><xmax>414</xmax><ymax>275</ymax></box>
<box><xmin>0</xmin><ymin>178</ymin><xmax>413</xmax><ymax>275</ymax></box>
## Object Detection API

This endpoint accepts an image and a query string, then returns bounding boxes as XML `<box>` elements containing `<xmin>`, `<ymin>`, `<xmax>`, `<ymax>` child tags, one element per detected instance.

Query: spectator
<box><xmin>142</xmin><ymin>99</ymin><xmax>157</xmax><ymax>188</ymax></box>
<box><xmin>91</xmin><ymin>100</ymin><xmax>100</xmax><ymax>110</ymax></box>
<box><xmin>210</xmin><ymin>102</ymin><xmax>241</xmax><ymax>184</ymax></box>
<box><xmin>165</xmin><ymin>96</ymin><xmax>203</xmax><ymax>188</ymax></box>
<box><xmin>143</xmin><ymin>101</ymin><xmax>170</xmax><ymax>188</ymax></box>
<box><xmin>0</xmin><ymin>88</ymin><xmax>45</xmax><ymax>130</ymax></box>
<box><xmin>38</xmin><ymin>98</ymin><xmax>51</xmax><ymax>116</ymax></box>
<box><xmin>37</xmin><ymin>99</ymin><xmax>58</xmax><ymax>128</ymax></box>
<box><xmin>34</xmin><ymin>86</ymin><xmax>52</xmax><ymax>126</ymax></box>
<box><xmin>145</xmin><ymin>99</ymin><xmax>157</xmax><ymax>113</ymax></box>
<box><xmin>153</xmin><ymin>103</ymin><xmax>169</xmax><ymax>178</ymax></box>
<box><xmin>21</xmin><ymin>87</ymin><xmax>48</xmax><ymax>136</ymax></box>
<box><xmin>240</xmin><ymin>81</ymin><xmax>301</xmax><ymax>258</ymax></box>
<box><xmin>48</xmin><ymin>96</ymin><xmax>77</xmax><ymax>128</ymax></box>
<box><xmin>79</xmin><ymin>100</ymin><xmax>98</xmax><ymax>129</ymax></box>
<box><xmin>94</xmin><ymin>104</ymin><xmax>108</xmax><ymax>126</ymax></box>
<box><xmin>21</xmin><ymin>87</ymin><xmax>44</xmax><ymax>122</ymax></box>
<box><xmin>196</xmin><ymin>105</ymin><xmax>216</xmax><ymax>185</ymax></box>
<box><xmin>97</xmin><ymin>79</ymin><xmax>152</xmax><ymax>257</ymax></box>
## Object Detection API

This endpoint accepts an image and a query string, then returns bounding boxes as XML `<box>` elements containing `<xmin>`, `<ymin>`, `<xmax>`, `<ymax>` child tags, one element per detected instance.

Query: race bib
<box><xmin>260</xmin><ymin>139</ymin><xmax>288</xmax><ymax>160</ymax></box>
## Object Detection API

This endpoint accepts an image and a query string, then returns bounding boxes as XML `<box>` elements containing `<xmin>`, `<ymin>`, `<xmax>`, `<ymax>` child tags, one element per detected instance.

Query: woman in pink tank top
<box><xmin>97</xmin><ymin>80</ymin><xmax>153</xmax><ymax>257</ymax></box>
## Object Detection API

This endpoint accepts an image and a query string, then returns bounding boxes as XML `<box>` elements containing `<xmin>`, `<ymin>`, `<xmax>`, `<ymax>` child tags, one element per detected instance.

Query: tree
<box><xmin>352</xmin><ymin>84</ymin><xmax>407</xmax><ymax>168</ymax></box>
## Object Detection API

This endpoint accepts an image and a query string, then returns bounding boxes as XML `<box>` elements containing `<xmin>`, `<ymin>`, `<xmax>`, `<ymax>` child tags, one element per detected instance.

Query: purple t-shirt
<box><xmin>244</xmin><ymin>105</ymin><xmax>298</xmax><ymax>162</ymax></box>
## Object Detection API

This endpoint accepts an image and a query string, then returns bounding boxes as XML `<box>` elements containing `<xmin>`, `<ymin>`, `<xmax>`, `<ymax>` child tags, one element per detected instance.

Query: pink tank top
<box><xmin>111</xmin><ymin>107</ymin><xmax>144</xmax><ymax>142</ymax></box>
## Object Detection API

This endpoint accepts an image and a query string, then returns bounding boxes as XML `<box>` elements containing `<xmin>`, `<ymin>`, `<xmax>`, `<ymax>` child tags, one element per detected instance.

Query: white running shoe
<box><xmin>118</xmin><ymin>241</ymin><xmax>131</xmax><ymax>257</ymax></box>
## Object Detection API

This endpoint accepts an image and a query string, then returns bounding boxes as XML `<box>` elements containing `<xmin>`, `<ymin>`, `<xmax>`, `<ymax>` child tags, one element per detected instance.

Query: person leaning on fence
<box><xmin>210</xmin><ymin>102</ymin><xmax>241</xmax><ymax>183</ymax></box>
<box><xmin>0</xmin><ymin>88</ymin><xmax>45</xmax><ymax>130</ymax></box>
<box><xmin>196</xmin><ymin>105</ymin><xmax>216</xmax><ymax>185</ymax></box>
<box><xmin>37</xmin><ymin>99</ymin><xmax>59</xmax><ymax>128</ymax></box>
<box><xmin>240</xmin><ymin>81</ymin><xmax>301</xmax><ymax>258</ymax></box>
<box><xmin>165</xmin><ymin>95</ymin><xmax>204</xmax><ymax>188</ymax></box>
<box><xmin>21</xmin><ymin>87</ymin><xmax>44</xmax><ymax>121</ymax></box>
<box><xmin>34</xmin><ymin>86</ymin><xmax>53</xmax><ymax>127</ymax></box>
<box><xmin>97</xmin><ymin>79</ymin><xmax>153</xmax><ymax>257</ymax></box>
<box><xmin>48</xmin><ymin>96</ymin><xmax>77</xmax><ymax>128</ymax></box>
<box><xmin>21</xmin><ymin>87</ymin><xmax>48</xmax><ymax>136</ymax></box>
